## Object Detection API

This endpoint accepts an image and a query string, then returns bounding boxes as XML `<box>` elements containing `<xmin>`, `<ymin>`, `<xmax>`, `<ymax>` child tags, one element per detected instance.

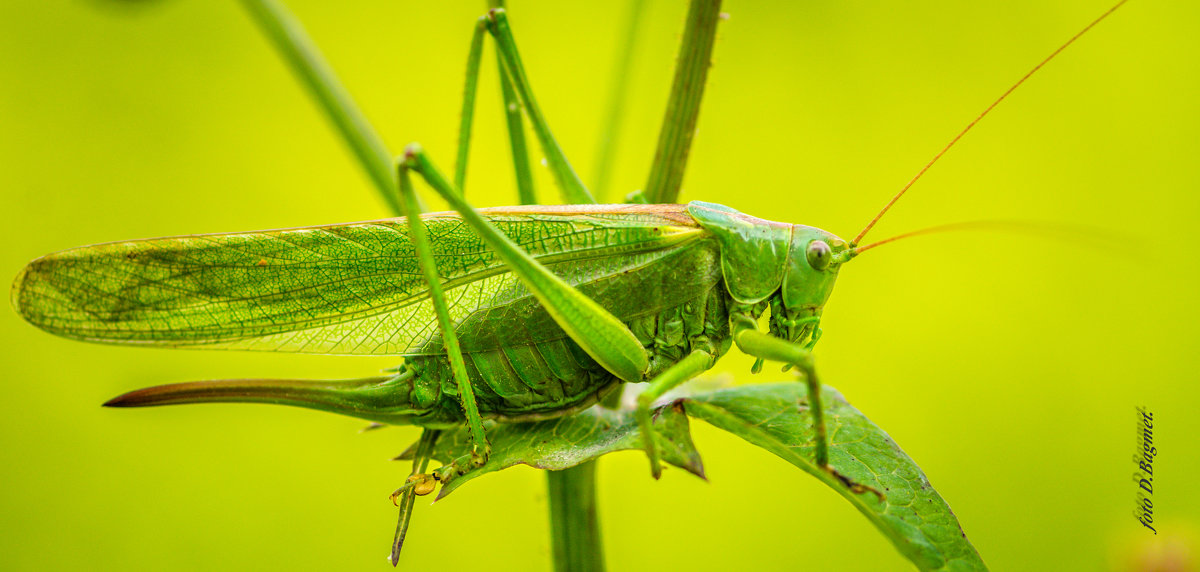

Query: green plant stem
<box><xmin>547</xmin><ymin>461</ymin><xmax>604</xmax><ymax>572</ymax></box>
<box><xmin>239</xmin><ymin>0</ymin><xmax>405</xmax><ymax>216</ymax></box>
<box><xmin>643</xmin><ymin>0</ymin><xmax>722</xmax><ymax>204</ymax></box>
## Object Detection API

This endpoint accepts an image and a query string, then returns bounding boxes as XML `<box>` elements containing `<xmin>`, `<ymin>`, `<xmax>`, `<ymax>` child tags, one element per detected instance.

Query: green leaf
<box><xmin>398</xmin><ymin>381</ymin><xmax>984</xmax><ymax>570</ymax></box>
<box><xmin>682</xmin><ymin>382</ymin><xmax>986</xmax><ymax>572</ymax></box>
<box><xmin>402</xmin><ymin>401</ymin><xmax>705</xmax><ymax>498</ymax></box>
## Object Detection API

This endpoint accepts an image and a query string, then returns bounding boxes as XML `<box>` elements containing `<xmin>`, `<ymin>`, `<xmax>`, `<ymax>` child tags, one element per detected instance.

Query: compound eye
<box><xmin>806</xmin><ymin>240</ymin><xmax>832</xmax><ymax>270</ymax></box>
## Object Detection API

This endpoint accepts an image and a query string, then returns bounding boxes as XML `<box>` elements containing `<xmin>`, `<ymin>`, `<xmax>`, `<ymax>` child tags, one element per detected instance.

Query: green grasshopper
<box><xmin>9</xmin><ymin>0</ymin><xmax>1126</xmax><ymax>564</ymax></box>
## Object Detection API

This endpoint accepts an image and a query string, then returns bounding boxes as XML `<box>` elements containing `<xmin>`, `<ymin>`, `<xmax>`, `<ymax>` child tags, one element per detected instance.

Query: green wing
<box><xmin>12</xmin><ymin>205</ymin><xmax>703</xmax><ymax>355</ymax></box>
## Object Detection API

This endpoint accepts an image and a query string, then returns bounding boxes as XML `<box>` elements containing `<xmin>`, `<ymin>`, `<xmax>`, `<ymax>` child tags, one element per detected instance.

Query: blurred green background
<box><xmin>2</xmin><ymin>1</ymin><xmax>1197</xmax><ymax>570</ymax></box>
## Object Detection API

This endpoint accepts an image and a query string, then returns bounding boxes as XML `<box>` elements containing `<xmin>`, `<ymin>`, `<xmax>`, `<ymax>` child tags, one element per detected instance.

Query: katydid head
<box><xmin>767</xmin><ymin>225</ymin><xmax>852</xmax><ymax>347</ymax></box>
<box><xmin>684</xmin><ymin>201</ymin><xmax>853</xmax><ymax>348</ymax></box>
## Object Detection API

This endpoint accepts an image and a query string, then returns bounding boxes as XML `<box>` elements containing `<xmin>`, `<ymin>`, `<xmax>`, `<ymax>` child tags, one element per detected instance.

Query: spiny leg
<box><xmin>389</xmin><ymin>429</ymin><xmax>440</xmax><ymax>567</ymax></box>
<box><xmin>733</xmin><ymin>324</ymin><xmax>881</xmax><ymax>498</ymax></box>
<box><xmin>395</xmin><ymin>160</ymin><xmax>490</xmax><ymax>466</ymax></box>
<box><xmin>452</xmin><ymin>16</ymin><xmax>487</xmax><ymax>195</ymax></box>
<box><xmin>403</xmin><ymin>8</ymin><xmax>653</xmax><ymax>478</ymax></box>
<box><xmin>635</xmin><ymin>349</ymin><xmax>715</xmax><ymax>479</ymax></box>
<box><xmin>733</xmin><ymin>327</ymin><xmax>829</xmax><ymax>465</ymax></box>
<box><xmin>396</xmin><ymin>7</ymin><xmax>651</xmax><ymax>477</ymax></box>
<box><xmin>449</xmin><ymin>9</ymin><xmax>580</xmax><ymax>205</ymax></box>
<box><xmin>485</xmin><ymin>8</ymin><xmax>593</xmax><ymax>204</ymax></box>
<box><xmin>399</xmin><ymin>145</ymin><xmax>648</xmax><ymax>385</ymax></box>
<box><xmin>494</xmin><ymin>45</ymin><xmax>537</xmax><ymax>205</ymax></box>
<box><xmin>489</xmin><ymin>5</ymin><xmax>538</xmax><ymax>204</ymax></box>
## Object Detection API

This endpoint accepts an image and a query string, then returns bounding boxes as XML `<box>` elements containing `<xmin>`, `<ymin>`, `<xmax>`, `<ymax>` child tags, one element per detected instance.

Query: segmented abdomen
<box><xmin>397</xmin><ymin>239</ymin><xmax>733</xmax><ymax>425</ymax></box>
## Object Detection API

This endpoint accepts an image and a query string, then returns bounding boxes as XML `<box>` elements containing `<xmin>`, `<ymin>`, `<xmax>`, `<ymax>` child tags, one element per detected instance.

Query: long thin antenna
<box><xmin>851</xmin><ymin>219</ymin><xmax>1130</xmax><ymax>256</ymax></box>
<box><xmin>852</xmin><ymin>0</ymin><xmax>1128</xmax><ymax>246</ymax></box>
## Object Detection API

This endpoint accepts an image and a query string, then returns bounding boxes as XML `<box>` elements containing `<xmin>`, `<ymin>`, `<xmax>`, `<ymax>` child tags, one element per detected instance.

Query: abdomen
<box><xmin>401</xmin><ymin>238</ymin><xmax>732</xmax><ymax>423</ymax></box>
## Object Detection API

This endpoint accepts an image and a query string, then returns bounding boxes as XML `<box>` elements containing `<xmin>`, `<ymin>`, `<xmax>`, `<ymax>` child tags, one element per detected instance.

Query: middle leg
<box><xmin>635</xmin><ymin>349</ymin><xmax>716</xmax><ymax>479</ymax></box>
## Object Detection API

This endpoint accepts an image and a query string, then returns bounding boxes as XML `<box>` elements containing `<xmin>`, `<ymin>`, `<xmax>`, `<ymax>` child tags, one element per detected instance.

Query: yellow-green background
<box><xmin>1</xmin><ymin>1</ymin><xmax>1196</xmax><ymax>570</ymax></box>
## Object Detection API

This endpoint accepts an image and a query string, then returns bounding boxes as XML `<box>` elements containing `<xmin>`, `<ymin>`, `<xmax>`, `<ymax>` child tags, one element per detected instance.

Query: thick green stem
<box><xmin>547</xmin><ymin>461</ymin><xmax>605</xmax><ymax>572</ymax></box>
<box><xmin>643</xmin><ymin>0</ymin><xmax>722</xmax><ymax>204</ymax></box>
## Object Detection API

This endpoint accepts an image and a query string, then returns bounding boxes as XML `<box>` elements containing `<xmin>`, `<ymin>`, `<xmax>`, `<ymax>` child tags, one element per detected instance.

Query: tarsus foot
<box><xmin>389</xmin><ymin>473</ymin><xmax>438</xmax><ymax>505</ymax></box>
